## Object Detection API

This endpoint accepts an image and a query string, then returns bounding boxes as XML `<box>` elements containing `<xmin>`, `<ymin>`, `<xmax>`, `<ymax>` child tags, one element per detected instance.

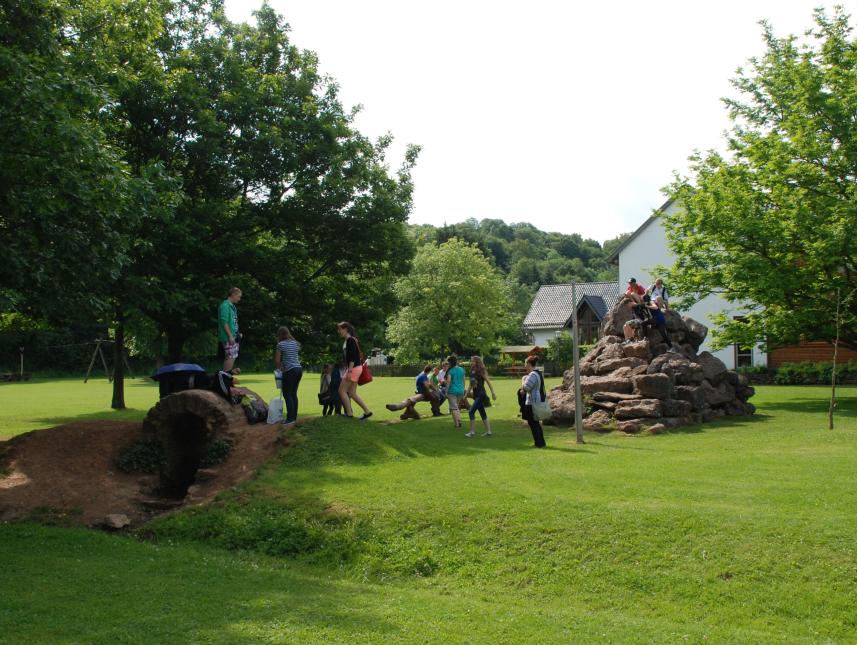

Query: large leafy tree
<box><xmin>0</xmin><ymin>0</ymin><xmax>159</xmax><ymax>317</ymax></box>
<box><xmin>108</xmin><ymin>2</ymin><xmax>417</xmax><ymax>363</ymax></box>
<box><xmin>386</xmin><ymin>238</ymin><xmax>514</xmax><ymax>360</ymax></box>
<box><xmin>665</xmin><ymin>8</ymin><xmax>857</xmax><ymax>350</ymax></box>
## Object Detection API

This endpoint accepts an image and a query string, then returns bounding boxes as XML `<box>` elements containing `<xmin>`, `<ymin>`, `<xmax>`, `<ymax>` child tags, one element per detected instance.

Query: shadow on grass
<box><xmin>0</xmin><ymin>523</ymin><xmax>403</xmax><ymax>642</ymax></box>
<box><xmin>757</xmin><ymin>398</ymin><xmax>857</xmax><ymax>418</ymax></box>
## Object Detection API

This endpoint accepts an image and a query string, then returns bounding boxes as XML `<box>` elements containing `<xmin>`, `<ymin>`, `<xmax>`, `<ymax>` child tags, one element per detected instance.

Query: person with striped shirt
<box><xmin>274</xmin><ymin>326</ymin><xmax>302</xmax><ymax>427</ymax></box>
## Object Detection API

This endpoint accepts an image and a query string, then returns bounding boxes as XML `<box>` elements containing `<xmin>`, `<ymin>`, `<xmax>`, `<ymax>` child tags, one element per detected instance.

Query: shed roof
<box><xmin>523</xmin><ymin>282</ymin><xmax>620</xmax><ymax>330</ymax></box>
<box><xmin>500</xmin><ymin>345</ymin><xmax>542</xmax><ymax>355</ymax></box>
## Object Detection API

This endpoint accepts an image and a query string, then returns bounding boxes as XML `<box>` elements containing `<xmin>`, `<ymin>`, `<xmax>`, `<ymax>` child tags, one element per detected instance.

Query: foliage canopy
<box><xmin>664</xmin><ymin>8</ymin><xmax>857</xmax><ymax>350</ymax></box>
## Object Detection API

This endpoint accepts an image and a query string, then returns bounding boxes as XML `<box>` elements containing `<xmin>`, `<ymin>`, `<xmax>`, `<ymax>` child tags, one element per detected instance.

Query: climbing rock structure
<box><xmin>547</xmin><ymin>297</ymin><xmax>756</xmax><ymax>433</ymax></box>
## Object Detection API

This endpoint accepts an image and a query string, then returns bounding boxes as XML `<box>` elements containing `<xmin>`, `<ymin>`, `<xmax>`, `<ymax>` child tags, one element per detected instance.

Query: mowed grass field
<box><xmin>1</xmin><ymin>376</ymin><xmax>856</xmax><ymax>643</ymax></box>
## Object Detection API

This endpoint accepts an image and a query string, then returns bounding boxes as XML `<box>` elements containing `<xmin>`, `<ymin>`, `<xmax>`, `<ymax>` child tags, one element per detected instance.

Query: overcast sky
<box><xmin>225</xmin><ymin>1</ymin><xmax>844</xmax><ymax>243</ymax></box>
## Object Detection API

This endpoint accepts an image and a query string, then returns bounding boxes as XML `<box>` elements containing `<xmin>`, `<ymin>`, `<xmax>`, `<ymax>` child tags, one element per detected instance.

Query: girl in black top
<box><xmin>336</xmin><ymin>321</ymin><xmax>373</xmax><ymax>420</ymax></box>
<box><xmin>465</xmin><ymin>355</ymin><xmax>496</xmax><ymax>437</ymax></box>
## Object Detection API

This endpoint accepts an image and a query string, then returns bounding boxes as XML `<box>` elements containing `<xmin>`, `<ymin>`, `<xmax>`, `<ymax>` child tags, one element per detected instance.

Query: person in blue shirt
<box><xmin>385</xmin><ymin>365</ymin><xmax>442</xmax><ymax>418</ymax></box>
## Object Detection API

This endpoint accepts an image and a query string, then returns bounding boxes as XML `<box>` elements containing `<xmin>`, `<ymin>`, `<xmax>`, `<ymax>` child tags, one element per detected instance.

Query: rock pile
<box><xmin>547</xmin><ymin>297</ymin><xmax>756</xmax><ymax>433</ymax></box>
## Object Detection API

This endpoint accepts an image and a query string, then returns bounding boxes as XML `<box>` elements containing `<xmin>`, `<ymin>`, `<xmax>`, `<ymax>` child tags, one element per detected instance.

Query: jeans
<box><xmin>468</xmin><ymin>392</ymin><xmax>489</xmax><ymax>421</ymax></box>
<box><xmin>524</xmin><ymin>405</ymin><xmax>547</xmax><ymax>447</ymax></box>
<box><xmin>281</xmin><ymin>367</ymin><xmax>303</xmax><ymax>423</ymax></box>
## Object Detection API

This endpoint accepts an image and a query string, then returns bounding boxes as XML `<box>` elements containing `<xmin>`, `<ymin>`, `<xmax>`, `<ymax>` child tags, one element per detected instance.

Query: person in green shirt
<box><xmin>218</xmin><ymin>287</ymin><xmax>242</xmax><ymax>370</ymax></box>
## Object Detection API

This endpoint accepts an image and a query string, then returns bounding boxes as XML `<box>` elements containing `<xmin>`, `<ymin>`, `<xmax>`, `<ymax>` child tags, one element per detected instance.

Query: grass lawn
<box><xmin>1</xmin><ymin>377</ymin><xmax>856</xmax><ymax>642</ymax></box>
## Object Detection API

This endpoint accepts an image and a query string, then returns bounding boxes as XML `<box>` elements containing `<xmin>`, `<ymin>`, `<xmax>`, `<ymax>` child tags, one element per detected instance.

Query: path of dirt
<box><xmin>0</xmin><ymin>418</ymin><xmax>284</xmax><ymax>529</ymax></box>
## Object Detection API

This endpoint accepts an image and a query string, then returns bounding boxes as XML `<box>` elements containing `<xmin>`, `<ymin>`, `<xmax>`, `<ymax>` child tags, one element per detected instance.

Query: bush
<box><xmin>772</xmin><ymin>361</ymin><xmax>857</xmax><ymax>385</ymax></box>
<box><xmin>117</xmin><ymin>438</ymin><xmax>165</xmax><ymax>473</ymax></box>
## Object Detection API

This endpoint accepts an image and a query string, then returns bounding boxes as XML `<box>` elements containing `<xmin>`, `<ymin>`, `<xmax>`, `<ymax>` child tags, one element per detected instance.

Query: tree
<box><xmin>664</xmin><ymin>8</ymin><xmax>857</xmax><ymax>351</ymax></box>
<box><xmin>386</xmin><ymin>238</ymin><xmax>515</xmax><ymax>361</ymax></box>
<box><xmin>0</xmin><ymin>0</ymin><xmax>156</xmax><ymax>318</ymax></box>
<box><xmin>105</xmin><ymin>2</ymin><xmax>417</xmax><ymax>364</ymax></box>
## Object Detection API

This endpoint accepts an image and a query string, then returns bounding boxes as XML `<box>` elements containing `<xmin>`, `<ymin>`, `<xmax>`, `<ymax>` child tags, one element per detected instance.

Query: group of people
<box><xmin>217</xmin><ymin>287</ymin><xmax>549</xmax><ymax>447</ymax></box>
<box><xmin>620</xmin><ymin>277</ymin><xmax>677</xmax><ymax>349</ymax></box>
<box><xmin>217</xmin><ymin>288</ymin><xmax>372</xmax><ymax>429</ymax></box>
<box><xmin>383</xmin><ymin>354</ymin><xmax>548</xmax><ymax>448</ymax></box>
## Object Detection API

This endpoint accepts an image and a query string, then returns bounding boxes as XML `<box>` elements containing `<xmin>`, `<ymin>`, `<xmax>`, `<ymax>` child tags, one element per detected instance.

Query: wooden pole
<box><xmin>84</xmin><ymin>342</ymin><xmax>99</xmax><ymax>383</ymax></box>
<box><xmin>571</xmin><ymin>282</ymin><xmax>585</xmax><ymax>444</ymax></box>
<box><xmin>19</xmin><ymin>346</ymin><xmax>23</xmax><ymax>378</ymax></box>
<box><xmin>98</xmin><ymin>340</ymin><xmax>112</xmax><ymax>382</ymax></box>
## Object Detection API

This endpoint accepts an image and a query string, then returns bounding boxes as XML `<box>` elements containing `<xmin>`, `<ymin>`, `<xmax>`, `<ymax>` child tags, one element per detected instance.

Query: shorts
<box><xmin>222</xmin><ymin>341</ymin><xmax>239</xmax><ymax>359</ymax></box>
<box><xmin>625</xmin><ymin>319</ymin><xmax>642</xmax><ymax>329</ymax></box>
<box><xmin>346</xmin><ymin>366</ymin><xmax>362</xmax><ymax>383</ymax></box>
<box><xmin>447</xmin><ymin>394</ymin><xmax>461</xmax><ymax>411</ymax></box>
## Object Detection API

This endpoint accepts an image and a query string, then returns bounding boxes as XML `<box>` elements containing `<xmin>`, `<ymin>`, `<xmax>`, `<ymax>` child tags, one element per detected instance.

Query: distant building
<box><xmin>523</xmin><ymin>282</ymin><xmax>620</xmax><ymax>347</ymax></box>
<box><xmin>612</xmin><ymin>201</ymin><xmax>857</xmax><ymax>367</ymax></box>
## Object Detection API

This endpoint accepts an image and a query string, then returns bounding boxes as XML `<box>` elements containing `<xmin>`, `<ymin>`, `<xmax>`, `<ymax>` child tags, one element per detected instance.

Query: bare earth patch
<box><xmin>0</xmin><ymin>417</ymin><xmax>284</xmax><ymax>529</ymax></box>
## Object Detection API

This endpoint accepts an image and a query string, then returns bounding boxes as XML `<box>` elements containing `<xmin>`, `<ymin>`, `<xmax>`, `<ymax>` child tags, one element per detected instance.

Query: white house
<box><xmin>608</xmin><ymin>199</ymin><xmax>766</xmax><ymax>370</ymax></box>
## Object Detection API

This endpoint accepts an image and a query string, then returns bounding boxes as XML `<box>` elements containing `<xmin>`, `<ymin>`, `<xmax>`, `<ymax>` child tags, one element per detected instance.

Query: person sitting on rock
<box><xmin>625</xmin><ymin>277</ymin><xmax>647</xmax><ymax>304</ymax></box>
<box><xmin>385</xmin><ymin>365</ymin><xmax>443</xmax><ymax>419</ymax></box>
<box><xmin>641</xmin><ymin>295</ymin><xmax>671</xmax><ymax>346</ymax></box>
<box><xmin>622</xmin><ymin>299</ymin><xmax>650</xmax><ymax>343</ymax></box>
<box><xmin>649</xmin><ymin>278</ymin><xmax>669</xmax><ymax>310</ymax></box>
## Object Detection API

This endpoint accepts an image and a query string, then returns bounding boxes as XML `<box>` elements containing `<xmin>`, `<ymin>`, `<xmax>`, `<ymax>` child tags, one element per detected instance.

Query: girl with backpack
<box><xmin>336</xmin><ymin>321</ymin><xmax>373</xmax><ymax>421</ymax></box>
<box><xmin>519</xmin><ymin>355</ymin><xmax>547</xmax><ymax>448</ymax></box>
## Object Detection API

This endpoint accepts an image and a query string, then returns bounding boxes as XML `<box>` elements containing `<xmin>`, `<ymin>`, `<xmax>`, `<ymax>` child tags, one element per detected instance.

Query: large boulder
<box><xmin>674</xmin><ymin>385</ymin><xmax>707</xmax><ymax>411</ymax></box>
<box><xmin>591</xmin><ymin>392</ymin><xmax>642</xmax><ymax>402</ymax></box>
<box><xmin>647</xmin><ymin>354</ymin><xmax>704</xmax><ymax>384</ymax></box>
<box><xmin>701</xmin><ymin>380</ymin><xmax>736</xmax><ymax>407</ymax></box>
<box><xmin>622</xmin><ymin>341</ymin><xmax>651</xmax><ymax>360</ymax></box>
<box><xmin>595</xmin><ymin>357</ymin><xmax>648</xmax><ymax>375</ymax></box>
<box><xmin>683</xmin><ymin>316</ymin><xmax>708</xmax><ymax>349</ymax></box>
<box><xmin>617</xmin><ymin>419</ymin><xmax>645</xmax><ymax>433</ymax></box>
<box><xmin>598</xmin><ymin>343</ymin><xmax>627</xmax><ymax>362</ymax></box>
<box><xmin>696</xmin><ymin>351</ymin><xmax>728</xmax><ymax>386</ymax></box>
<box><xmin>661</xmin><ymin>399</ymin><xmax>693</xmax><ymax>417</ymax></box>
<box><xmin>600</xmin><ymin>297</ymin><xmax>636</xmax><ymax>337</ymax></box>
<box><xmin>580</xmin><ymin>375</ymin><xmax>633</xmax><ymax>395</ymax></box>
<box><xmin>615</xmin><ymin>398</ymin><xmax>662</xmax><ymax>419</ymax></box>
<box><xmin>547</xmin><ymin>388</ymin><xmax>576</xmax><ymax>422</ymax></box>
<box><xmin>632</xmin><ymin>374</ymin><xmax>673</xmax><ymax>400</ymax></box>
<box><xmin>583</xmin><ymin>409</ymin><xmax>613</xmax><ymax>431</ymax></box>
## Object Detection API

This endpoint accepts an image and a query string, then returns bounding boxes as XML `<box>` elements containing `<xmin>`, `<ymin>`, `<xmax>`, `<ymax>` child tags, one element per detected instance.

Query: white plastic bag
<box><xmin>267</xmin><ymin>396</ymin><xmax>283</xmax><ymax>424</ymax></box>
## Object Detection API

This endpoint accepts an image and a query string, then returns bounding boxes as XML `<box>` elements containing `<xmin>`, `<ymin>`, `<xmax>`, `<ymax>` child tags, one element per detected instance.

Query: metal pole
<box><xmin>571</xmin><ymin>282</ymin><xmax>585</xmax><ymax>443</ymax></box>
<box><xmin>19</xmin><ymin>347</ymin><xmax>24</xmax><ymax>378</ymax></box>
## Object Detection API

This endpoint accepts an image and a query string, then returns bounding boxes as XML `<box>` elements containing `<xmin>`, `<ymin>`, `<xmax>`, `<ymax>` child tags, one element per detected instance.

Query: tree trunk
<box><xmin>829</xmin><ymin>288</ymin><xmax>840</xmax><ymax>430</ymax></box>
<box><xmin>111</xmin><ymin>317</ymin><xmax>126</xmax><ymax>410</ymax></box>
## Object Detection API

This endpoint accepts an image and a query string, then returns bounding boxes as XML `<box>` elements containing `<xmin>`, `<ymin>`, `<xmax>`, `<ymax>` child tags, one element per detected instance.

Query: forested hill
<box><xmin>409</xmin><ymin>219</ymin><xmax>629</xmax><ymax>288</ymax></box>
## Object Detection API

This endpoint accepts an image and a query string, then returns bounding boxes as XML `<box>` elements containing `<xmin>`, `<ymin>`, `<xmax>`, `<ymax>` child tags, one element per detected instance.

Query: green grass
<box><xmin>2</xmin><ymin>379</ymin><xmax>857</xmax><ymax>642</ymax></box>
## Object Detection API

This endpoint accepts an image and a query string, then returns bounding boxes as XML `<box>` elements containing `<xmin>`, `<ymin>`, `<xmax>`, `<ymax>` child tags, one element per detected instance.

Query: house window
<box><xmin>735</xmin><ymin>345</ymin><xmax>753</xmax><ymax>367</ymax></box>
<box><xmin>733</xmin><ymin>316</ymin><xmax>753</xmax><ymax>367</ymax></box>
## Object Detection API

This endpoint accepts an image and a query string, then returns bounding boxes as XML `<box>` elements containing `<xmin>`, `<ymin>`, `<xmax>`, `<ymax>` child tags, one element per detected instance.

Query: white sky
<box><xmin>225</xmin><ymin>1</ymin><xmax>845</xmax><ymax>243</ymax></box>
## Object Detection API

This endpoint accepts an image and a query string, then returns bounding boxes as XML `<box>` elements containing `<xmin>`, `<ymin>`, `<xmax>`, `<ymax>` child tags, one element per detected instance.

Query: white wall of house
<box><xmin>618</xmin><ymin>202</ymin><xmax>766</xmax><ymax>370</ymax></box>
<box><xmin>530</xmin><ymin>328</ymin><xmax>562</xmax><ymax>348</ymax></box>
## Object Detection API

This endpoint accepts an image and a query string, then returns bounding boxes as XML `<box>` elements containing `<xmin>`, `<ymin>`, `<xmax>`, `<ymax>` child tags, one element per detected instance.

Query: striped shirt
<box><xmin>276</xmin><ymin>340</ymin><xmax>301</xmax><ymax>372</ymax></box>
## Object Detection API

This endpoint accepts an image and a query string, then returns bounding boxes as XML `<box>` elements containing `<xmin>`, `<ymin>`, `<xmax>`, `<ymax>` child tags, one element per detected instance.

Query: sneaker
<box><xmin>359</xmin><ymin>411</ymin><xmax>373</xmax><ymax>421</ymax></box>
<box><xmin>465</xmin><ymin>431</ymin><xmax>476</xmax><ymax>438</ymax></box>
<box><xmin>481</xmin><ymin>431</ymin><xmax>492</xmax><ymax>437</ymax></box>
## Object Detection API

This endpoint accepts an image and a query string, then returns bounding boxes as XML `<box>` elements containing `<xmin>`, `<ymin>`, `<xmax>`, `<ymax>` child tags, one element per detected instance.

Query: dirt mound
<box><xmin>0</xmin><ymin>415</ymin><xmax>283</xmax><ymax>529</ymax></box>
